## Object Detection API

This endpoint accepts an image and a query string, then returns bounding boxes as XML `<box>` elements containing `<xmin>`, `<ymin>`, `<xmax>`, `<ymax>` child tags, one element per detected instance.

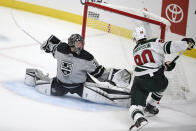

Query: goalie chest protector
<box><xmin>53</xmin><ymin>43</ymin><xmax>98</xmax><ymax>86</ymax></box>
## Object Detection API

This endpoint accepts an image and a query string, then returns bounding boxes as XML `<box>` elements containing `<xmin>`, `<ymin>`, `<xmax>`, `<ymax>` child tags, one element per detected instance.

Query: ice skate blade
<box><xmin>129</xmin><ymin>121</ymin><xmax>148</xmax><ymax>131</ymax></box>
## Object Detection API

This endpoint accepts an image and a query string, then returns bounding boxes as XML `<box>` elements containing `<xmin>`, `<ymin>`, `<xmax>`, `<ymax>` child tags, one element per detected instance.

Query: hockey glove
<box><xmin>108</xmin><ymin>68</ymin><xmax>131</xmax><ymax>88</ymax></box>
<box><xmin>182</xmin><ymin>38</ymin><xmax>195</xmax><ymax>50</ymax></box>
<box><xmin>41</xmin><ymin>35</ymin><xmax>61</xmax><ymax>53</ymax></box>
<box><xmin>143</xmin><ymin>8</ymin><xmax>150</xmax><ymax>18</ymax></box>
<box><xmin>164</xmin><ymin>61</ymin><xmax>176</xmax><ymax>71</ymax></box>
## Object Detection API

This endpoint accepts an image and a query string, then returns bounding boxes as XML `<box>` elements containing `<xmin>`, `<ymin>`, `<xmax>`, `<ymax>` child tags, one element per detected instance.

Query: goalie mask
<box><xmin>68</xmin><ymin>34</ymin><xmax>84</xmax><ymax>54</ymax></box>
<box><xmin>133</xmin><ymin>26</ymin><xmax>147</xmax><ymax>42</ymax></box>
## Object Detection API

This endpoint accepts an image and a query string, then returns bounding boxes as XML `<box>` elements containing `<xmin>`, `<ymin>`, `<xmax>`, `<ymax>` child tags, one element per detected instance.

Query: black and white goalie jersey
<box><xmin>52</xmin><ymin>42</ymin><xmax>108</xmax><ymax>86</ymax></box>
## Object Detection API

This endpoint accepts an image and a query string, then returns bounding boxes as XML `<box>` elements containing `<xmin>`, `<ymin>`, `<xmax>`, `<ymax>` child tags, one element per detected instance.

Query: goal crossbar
<box><xmin>82</xmin><ymin>2</ymin><xmax>166</xmax><ymax>40</ymax></box>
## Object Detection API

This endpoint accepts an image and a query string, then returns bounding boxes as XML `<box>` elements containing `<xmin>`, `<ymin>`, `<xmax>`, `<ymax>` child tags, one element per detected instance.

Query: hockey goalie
<box><xmin>24</xmin><ymin>34</ymin><xmax>132</xmax><ymax>107</ymax></box>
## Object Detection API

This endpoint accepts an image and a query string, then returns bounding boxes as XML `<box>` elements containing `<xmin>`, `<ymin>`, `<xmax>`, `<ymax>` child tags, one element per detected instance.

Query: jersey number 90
<box><xmin>134</xmin><ymin>50</ymin><xmax>155</xmax><ymax>66</ymax></box>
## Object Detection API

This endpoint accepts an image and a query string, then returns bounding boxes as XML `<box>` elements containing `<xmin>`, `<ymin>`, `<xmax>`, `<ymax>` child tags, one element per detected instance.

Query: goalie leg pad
<box><xmin>24</xmin><ymin>68</ymin><xmax>51</xmax><ymax>87</ymax></box>
<box><xmin>82</xmin><ymin>82</ymin><xmax>131</xmax><ymax>107</ymax></box>
<box><xmin>35</xmin><ymin>81</ymin><xmax>51</xmax><ymax>95</ymax></box>
<box><xmin>24</xmin><ymin>68</ymin><xmax>37</xmax><ymax>87</ymax></box>
<box><xmin>82</xmin><ymin>85</ymin><xmax>114</xmax><ymax>105</ymax></box>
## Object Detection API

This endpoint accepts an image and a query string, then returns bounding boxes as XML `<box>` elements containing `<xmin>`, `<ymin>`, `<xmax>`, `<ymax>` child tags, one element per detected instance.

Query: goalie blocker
<box><xmin>24</xmin><ymin>68</ymin><xmax>131</xmax><ymax>107</ymax></box>
<box><xmin>108</xmin><ymin>68</ymin><xmax>132</xmax><ymax>88</ymax></box>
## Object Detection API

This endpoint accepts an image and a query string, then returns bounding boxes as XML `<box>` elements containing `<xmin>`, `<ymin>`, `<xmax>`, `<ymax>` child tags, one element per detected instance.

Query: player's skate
<box><xmin>24</xmin><ymin>68</ymin><xmax>50</xmax><ymax>87</ymax></box>
<box><xmin>144</xmin><ymin>103</ymin><xmax>159</xmax><ymax>117</ymax></box>
<box><xmin>129</xmin><ymin>117</ymin><xmax>148</xmax><ymax>131</ymax></box>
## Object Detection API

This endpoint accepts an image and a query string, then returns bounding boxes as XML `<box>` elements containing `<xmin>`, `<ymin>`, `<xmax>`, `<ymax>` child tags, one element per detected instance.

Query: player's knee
<box><xmin>163</xmin><ymin>76</ymin><xmax>168</xmax><ymax>89</ymax></box>
<box><xmin>157</xmin><ymin>75</ymin><xmax>168</xmax><ymax>92</ymax></box>
<box><xmin>51</xmin><ymin>86</ymin><xmax>67</xmax><ymax>96</ymax></box>
<box><xmin>50</xmin><ymin>77</ymin><xmax>68</xmax><ymax>96</ymax></box>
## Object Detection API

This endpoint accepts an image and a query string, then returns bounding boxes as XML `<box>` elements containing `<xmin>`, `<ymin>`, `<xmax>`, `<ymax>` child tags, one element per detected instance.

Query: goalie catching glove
<box><xmin>182</xmin><ymin>38</ymin><xmax>195</xmax><ymax>50</ymax></box>
<box><xmin>107</xmin><ymin>68</ymin><xmax>132</xmax><ymax>88</ymax></box>
<box><xmin>41</xmin><ymin>35</ymin><xmax>61</xmax><ymax>53</ymax></box>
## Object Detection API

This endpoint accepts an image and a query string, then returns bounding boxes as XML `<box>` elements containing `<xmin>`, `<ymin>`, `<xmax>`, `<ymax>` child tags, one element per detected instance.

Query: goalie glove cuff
<box><xmin>41</xmin><ymin>35</ymin><xmax>61</xmax><ymax>53</ymax></box>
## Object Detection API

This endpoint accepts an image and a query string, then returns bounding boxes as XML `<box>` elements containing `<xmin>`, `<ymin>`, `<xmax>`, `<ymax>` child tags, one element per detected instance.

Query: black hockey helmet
<box><xmin>68</xmin><ymin>34</ymin><xmax>84</xmax><ymax>54</ymax></box>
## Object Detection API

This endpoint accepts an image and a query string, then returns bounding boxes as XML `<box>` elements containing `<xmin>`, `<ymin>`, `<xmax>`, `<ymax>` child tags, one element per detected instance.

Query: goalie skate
<box><xmin>129</xmin><ymin>117</ymin><xmax>148</xmax><ymax>131</ymax></box>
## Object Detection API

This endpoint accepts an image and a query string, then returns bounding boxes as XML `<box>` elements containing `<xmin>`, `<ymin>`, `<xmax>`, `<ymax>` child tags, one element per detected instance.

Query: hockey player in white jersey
<box><xmin>129</xmin><ymin>24</ymin><xmax>195</xmax><ymax>130</ymax></box>
<box><xmin>24</xmin><ymin>34</ymin><xmax>132</xmax><ymax>107</ymax></box>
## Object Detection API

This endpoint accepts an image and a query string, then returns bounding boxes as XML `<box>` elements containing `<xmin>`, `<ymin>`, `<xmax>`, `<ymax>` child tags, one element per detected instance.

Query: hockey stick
<box><xmin>170</xmin><ymin>50</ymin><xmax>185</xmax><ymax>64</ymax></box>
<box><xmin>10</xmin><ymin>8</ymin><xmax>42</xmax><ymax>44</ymax></box>
<box><xmin>171</xmin><ymin>43</ymin><xmax>196</xmax><ymax>64</ymax></box>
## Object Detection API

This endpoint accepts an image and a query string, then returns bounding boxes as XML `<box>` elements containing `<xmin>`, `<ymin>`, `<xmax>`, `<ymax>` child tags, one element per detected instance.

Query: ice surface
<box><xmin>0</xmin><ymin>6</ymin><xmax>196</xmax><ymax>131</ymax></box>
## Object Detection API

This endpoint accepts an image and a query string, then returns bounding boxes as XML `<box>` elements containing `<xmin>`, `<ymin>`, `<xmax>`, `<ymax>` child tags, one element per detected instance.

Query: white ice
<box><xmin>0</xmin><ymin>6</ymin><xmax>196</xmax><ymax>131</ymax></box>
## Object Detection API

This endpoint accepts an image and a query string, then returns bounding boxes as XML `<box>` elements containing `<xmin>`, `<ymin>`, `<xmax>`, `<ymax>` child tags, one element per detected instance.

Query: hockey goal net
<box><xmin>82</xmin><ymin>2</ymin><xmax>190</xmax><ymax>102</ymax></box>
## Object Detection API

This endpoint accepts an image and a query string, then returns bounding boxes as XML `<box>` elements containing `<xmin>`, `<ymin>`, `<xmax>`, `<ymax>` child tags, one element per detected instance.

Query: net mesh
<box><xmin>83</xmin><ymin>2</ymin><xmax>190</xmax><ymax>102</ymax></box>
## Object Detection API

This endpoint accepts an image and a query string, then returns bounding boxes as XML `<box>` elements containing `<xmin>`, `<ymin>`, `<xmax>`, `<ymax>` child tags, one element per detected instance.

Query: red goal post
<box><xmin>81</xmin><ymin>2</ymin><xmax>191</xmax><ymax>102</ymax></box>
<box><xmin>82</xmin><ymin>2</ymin><xmax>167</xmax><ymax>41</ymax></box>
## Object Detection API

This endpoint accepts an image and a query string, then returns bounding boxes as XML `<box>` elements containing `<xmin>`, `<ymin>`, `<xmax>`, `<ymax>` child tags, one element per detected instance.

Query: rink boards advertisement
<box><xmin>0</xmin><ymin>0</ymin><xmax>195</xmax><ymax>35</ymax></box>
<box><xmin>161</xmin><ymin>0</ymin><xmax>189</xmax><ymax>36</ymax></box>
<box><xmin>0</xmin><ymin>0</ymin><xmax>195</xmax><ymax>58</ymax></box>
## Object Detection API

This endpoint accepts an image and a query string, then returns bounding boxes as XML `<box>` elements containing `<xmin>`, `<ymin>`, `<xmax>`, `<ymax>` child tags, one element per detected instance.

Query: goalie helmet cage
<box><xmin>81</xmin><ymin>2</ymin><xmax>190</xmax><ymax>102</ymax></box>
